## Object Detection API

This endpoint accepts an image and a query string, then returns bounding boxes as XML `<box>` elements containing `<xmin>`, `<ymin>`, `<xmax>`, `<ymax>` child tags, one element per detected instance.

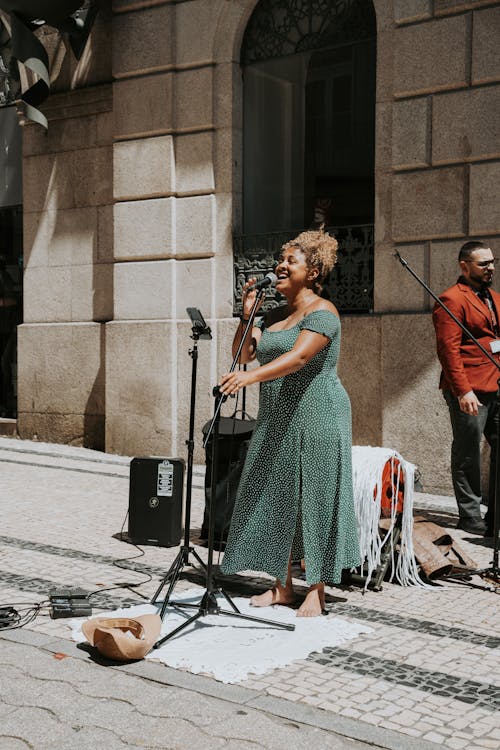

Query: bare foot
<box><xmin>296</xmin><ymin>585</ymin><xmax>325</xmax><ymax>617</ymax></box>
<box><xmin>250</xmin><ymin>584</ymin><xmax>295</xmax><ymax>608</ymax></box>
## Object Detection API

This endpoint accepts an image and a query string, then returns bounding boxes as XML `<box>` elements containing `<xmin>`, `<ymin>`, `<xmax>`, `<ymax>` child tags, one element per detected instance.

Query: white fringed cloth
<box><xmin>352</xmin><ymin>446</ymin><xmax>427</xmax><ymax>588</ymax></box>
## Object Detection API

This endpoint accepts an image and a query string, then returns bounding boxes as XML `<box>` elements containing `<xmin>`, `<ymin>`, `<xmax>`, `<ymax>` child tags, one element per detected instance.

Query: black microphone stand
<box><xmin>153</xmin><ymin>290</ymin><xmax>294</xmax><ymax>649</ymax></box>
<box><xmin>395</xmin><ymin>251</ymin><xmax>499</xmax><ymax>586</ymax></box>
<box><xmin>150</xmin><ymin>312</ymin><xmax>211</xmax><ymax>617</ymax></box>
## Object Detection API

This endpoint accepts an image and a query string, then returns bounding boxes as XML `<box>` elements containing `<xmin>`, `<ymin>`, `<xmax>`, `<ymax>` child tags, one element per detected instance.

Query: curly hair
<box><xmin>281</xmin><ymin>226</ymin><xmax>338</xmax><ymax>289</ymax></box>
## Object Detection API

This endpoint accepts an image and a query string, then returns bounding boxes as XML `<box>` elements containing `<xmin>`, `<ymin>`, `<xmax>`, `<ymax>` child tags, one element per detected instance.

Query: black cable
<box><xmin>87</xmin><ymin>509</ymin><xmax>153</xmax><ymax>601</ymax></box>
<box><xmin>0</xmin><ymin>514</ymin><xmax>155</xmax><ymax>629</ymax></box>
<box><xmin>0</xmin><ymin>600</ymin><xmax>50</xmax><ymax>630</ymax></box>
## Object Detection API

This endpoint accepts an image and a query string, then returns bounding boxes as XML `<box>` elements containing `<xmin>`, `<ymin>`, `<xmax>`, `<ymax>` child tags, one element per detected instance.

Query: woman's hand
<box><xmin>219</xmin><ymin>369</ymin><xmax>255</xmax><ymax>396</ymax></box>
<box><xmin>241</xmin><ymin>277</ymin><xmax>264</xmax><ymax>320</ymax></box>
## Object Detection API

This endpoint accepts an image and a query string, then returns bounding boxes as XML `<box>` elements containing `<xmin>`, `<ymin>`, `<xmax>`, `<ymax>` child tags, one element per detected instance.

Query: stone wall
<box><xmin>17</xmin><ymin>6</ymin><xmax>113</xmax><ymax>448</ymax></box>
<box><xmin>375</xmin><ymin>0</ymin><xmax>500</xmax><ymax>314</ymax></box>
<box><xmin>370</xmin><ymin>0</ymin><xmax>500</xmax><ymax>491</ymax></box>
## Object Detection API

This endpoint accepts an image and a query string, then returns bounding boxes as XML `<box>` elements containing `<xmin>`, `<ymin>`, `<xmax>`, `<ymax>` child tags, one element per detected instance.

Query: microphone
<box><xmin>393</xmin><ymin>249</ymin><xmax>408</xmax><ymax>267</ymax></box>
<box><xmin>247</xmin><ymin>272</ymin><xmax>277</xmax><ymax>292</ymax></box>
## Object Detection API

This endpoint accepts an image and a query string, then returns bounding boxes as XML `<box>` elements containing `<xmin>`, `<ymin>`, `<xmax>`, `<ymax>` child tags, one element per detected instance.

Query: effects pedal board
<box><xmin>49</xmin><ymin>587</ymin><xmax>92</xmax><ymax>619</ymax></box>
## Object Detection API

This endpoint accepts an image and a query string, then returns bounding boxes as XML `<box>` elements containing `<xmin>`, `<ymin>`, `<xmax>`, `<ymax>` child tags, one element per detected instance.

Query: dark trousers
<box><xmin>444</xmin><ymin>390</ymin><xmax>498</xmax><ymax>523</ymax></box>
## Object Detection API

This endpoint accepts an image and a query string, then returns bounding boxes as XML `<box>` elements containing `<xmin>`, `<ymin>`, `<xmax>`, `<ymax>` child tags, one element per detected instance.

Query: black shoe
<box><xmin>457</xmin><ymin>518</ymin><xmax>487</xmax><ymax>535</ymax></box>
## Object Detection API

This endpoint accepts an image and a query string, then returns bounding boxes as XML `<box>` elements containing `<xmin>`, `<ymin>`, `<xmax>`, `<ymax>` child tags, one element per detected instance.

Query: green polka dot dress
<box><xmin>221</xmin><ymin>309</ymin><xmax>361</xmax><ymax>585</ymax></box>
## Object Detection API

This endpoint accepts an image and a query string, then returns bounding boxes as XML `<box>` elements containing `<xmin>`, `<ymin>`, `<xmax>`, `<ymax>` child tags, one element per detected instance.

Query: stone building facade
<box><xmin>4</xmin><ymin>0</ymin><xmax>500</xmax><ymax>493</ymax></box>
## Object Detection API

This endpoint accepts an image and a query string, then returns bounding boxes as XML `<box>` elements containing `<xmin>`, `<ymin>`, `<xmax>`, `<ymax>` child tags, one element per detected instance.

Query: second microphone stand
<box><xmin>153</xmin><ymin>290</ymin><xmax>294</xmax><ymax>649</ymax></box>
<box><xmin>395</xmin><ymin>251</ymin><xmax>499</xmax><ymax>586</ymax></box>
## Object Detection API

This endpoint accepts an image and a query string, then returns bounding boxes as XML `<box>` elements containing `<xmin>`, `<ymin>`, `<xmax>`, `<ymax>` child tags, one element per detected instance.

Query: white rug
<box><xmin>71</xmin><ymin>588</ymin><xmax>372</xmax><ymax>683</ymax></box>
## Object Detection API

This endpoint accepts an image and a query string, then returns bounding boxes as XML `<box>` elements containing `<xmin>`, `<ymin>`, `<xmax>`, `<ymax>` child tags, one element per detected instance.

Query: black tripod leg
<box><xmin>153</xmin><ymin>610</ymin><xmax>205</xmax><ymax>649</ymax></box>
<box><xmin>485</xmin><ymin>384</ymin><xmax>500</xmax><ymax>577</ymax></box>
<box><xmin>218</xmin><ymin>608</ymin><xmax>295</xmax><ymax>631</ymax></box>
<box><xmin>217</xmin><ymin>586</ymin><xmax>241</xmax><ymax>613</ymax></box>
<box><xmin>191</xmin><ymin>548</ymin><xmax>208</xmax><ymax>571</ymax></box>
<box><xmin>159</xmin><ymin>554</ymin><xmax>186</xmax><ymax>618</ymax></box>
<box><xmin>151</xmin><ymin>549</ymin><xmax>183</xmax><ymax>605</ymax></box>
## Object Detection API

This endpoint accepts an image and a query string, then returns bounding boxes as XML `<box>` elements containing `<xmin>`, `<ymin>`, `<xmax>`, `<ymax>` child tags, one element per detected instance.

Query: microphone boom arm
<box><xmin>394</xmin><ymin>250</ymin><xmax>500</xmax><ymax>370</ymax></box>
<box><xmin>395</xmin><ymin>248</ymin><xmax>500</xmax><ymax>584</ymax></box>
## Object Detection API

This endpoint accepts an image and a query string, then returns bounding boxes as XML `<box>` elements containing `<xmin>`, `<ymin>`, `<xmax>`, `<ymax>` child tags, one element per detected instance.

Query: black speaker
<box><xmin>128</xmin><ymin>457</ymin><xmax>184</xmax><ymax>547</ymax></box>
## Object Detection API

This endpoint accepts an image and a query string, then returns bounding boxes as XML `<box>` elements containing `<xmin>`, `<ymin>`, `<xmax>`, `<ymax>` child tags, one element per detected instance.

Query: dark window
<box><xmin>236</xmin><ymin>0</ymin><xmax>376</xmax><ymax>313</ymax></box>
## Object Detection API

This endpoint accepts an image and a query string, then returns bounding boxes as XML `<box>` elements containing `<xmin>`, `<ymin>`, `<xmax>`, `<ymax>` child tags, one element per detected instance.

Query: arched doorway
<box><xmin>235</xmin><ymin>0</ymin><xmax>376</xmax><ymax>313</ymax></box>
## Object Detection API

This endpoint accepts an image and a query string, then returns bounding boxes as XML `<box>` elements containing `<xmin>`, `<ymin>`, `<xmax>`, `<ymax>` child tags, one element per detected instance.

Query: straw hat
<box><xmin>82</xmin><ymin>614</ymin><xmax>162</xmax><ymax>661</ymax></box>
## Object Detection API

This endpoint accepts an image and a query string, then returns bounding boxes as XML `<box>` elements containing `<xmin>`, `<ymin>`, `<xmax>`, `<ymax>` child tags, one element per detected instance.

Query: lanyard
<box><xmin>478</xmin><ymin>291</ymin><xmax>500</xmax><ymax>337</ymax></box>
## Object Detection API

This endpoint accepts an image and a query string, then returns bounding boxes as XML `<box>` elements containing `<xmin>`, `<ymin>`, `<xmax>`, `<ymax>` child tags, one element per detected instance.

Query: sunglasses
<box><xmin>463</xmin><ymin>259</ymin><xmax>498</xmax><ymax>268</ymax></box>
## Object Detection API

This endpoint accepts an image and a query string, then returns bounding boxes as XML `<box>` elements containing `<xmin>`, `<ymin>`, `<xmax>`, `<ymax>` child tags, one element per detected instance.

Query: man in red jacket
<box><xmin>433</xmin><ymin>240</ymin><xmax>499</xmax><ymax>536</ymax></box>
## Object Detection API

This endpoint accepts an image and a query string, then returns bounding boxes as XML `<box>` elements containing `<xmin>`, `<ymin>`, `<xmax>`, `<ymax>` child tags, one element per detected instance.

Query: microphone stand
<box><xmin>150</xmin><ymin>315</ymin><xmax>210</xmax><ymax>617</ymax></box>
<box><xmin>395</xmin><ymin>251</ymin><xmax>499</xmax><ymax>586</ymax></box>
<box><xmin>153</xmin><ymin>287</ymin><xmax>294</xmax><ymax>649</ymax></box>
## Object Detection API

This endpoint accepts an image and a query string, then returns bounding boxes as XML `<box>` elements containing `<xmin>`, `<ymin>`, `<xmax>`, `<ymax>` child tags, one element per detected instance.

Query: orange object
<box><xmin>376</xmin><ymin>458</ymin><xmax>404</xmax><ymax>517</ymax></box>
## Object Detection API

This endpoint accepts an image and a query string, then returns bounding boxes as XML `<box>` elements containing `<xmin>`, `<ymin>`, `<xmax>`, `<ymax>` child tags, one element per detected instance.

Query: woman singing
<box><xmin>219</xmin><ymin>227</ymin><xmax>360</xmax><ymax>617</ymax></box>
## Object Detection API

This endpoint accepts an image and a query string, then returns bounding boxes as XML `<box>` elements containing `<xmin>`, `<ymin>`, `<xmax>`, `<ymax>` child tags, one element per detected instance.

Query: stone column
<box><xmin>107</xmin><ymin>0</ymin><xmax>241</xmax><ymax>459</ymax></box>
<box><xmin>17</xmin><ymin>7</ymin><xmax>113</xmax><ymax>449</ymax></box>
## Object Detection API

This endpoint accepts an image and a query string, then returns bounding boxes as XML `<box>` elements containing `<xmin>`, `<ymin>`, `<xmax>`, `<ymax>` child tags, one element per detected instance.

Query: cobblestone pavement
<box><xmin>0</xmin><ymin>632</ymin><xmax>374</xmax><ymax>750</ymax></box>
<box><xmin>0</xmin><ymin>437</ymin><xmax>499</xmax><ymax>750</ymax></box>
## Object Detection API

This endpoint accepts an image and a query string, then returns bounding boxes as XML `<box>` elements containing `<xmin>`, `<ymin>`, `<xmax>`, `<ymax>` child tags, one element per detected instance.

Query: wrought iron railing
<box><xmin>242</xmin><ymin>0</ymin><xmax>376</xmax><ymax>64</ymax></box>
<box><xmin>233</xmin><ymin>224</ymin><xmax>374</xmax><ymax>314</ymax></box>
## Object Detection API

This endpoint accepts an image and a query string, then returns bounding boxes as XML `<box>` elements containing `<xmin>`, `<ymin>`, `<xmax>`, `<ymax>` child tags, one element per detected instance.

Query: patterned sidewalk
<box><xmin>0</xmin><ymin>437</ymin><xmax>498</xmax><ymax>750</ymax></box>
